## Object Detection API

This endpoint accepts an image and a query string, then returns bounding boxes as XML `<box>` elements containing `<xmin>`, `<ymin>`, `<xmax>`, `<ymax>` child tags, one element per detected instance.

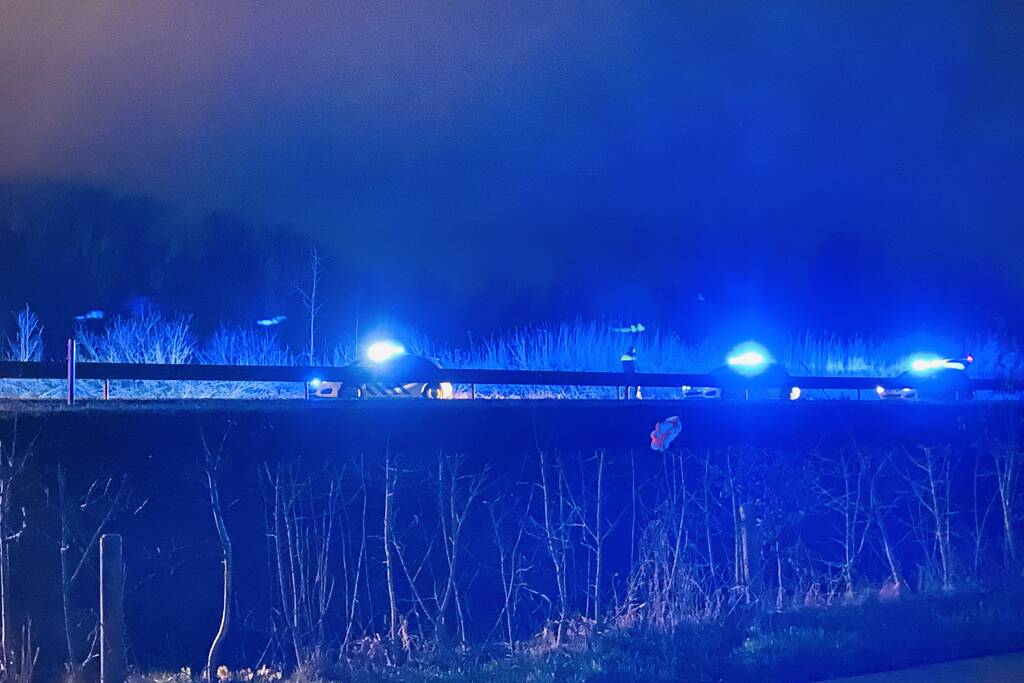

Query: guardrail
<box><xmin>1</xmin><ymin>340</ymin><xmax>1022</xmax><ymax>405</ymax></box>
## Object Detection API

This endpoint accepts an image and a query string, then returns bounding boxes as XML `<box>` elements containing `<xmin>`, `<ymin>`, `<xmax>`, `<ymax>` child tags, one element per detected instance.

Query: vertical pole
<box><xmin>100</xmin><ymin>534</ymin><xmax>125</xmax><ymax>683</ymax></box>
<box><xmin>66</xmin><ymin>338</ymin><xmax>76</xmax><ymax>406</ymax></box>
<box><xmin>470</xmin><ymin>384</ymin><xmax>476</xmax><ymax>399</ymax></box>
<box><xmin>304</xmin><ymin>382</ymin><xmax>310</xmax><ymax>400</ymax></box>
<box><xmin>103</xmin><ymin>379</ymin><xmax>110</xmax><ymax>401</ymax></box>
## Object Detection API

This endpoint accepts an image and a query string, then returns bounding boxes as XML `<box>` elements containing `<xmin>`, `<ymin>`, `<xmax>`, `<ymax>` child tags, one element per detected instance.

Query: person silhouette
<box><xmin>617</xmin><ymin>323</ymin><xmax>644</xmax><ymax>399</ymax></box>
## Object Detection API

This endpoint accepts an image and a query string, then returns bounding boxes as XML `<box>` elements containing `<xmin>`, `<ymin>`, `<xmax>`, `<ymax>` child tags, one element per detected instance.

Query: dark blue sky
<box><xmin>1</xmin><ymin>2</ymin><xmax>1022</xmax><ymax>341</ymax></box>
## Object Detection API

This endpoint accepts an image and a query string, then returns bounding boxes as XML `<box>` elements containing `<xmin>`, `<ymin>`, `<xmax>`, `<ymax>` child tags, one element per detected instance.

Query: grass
<box><xmin>133</xmin><ymin>586</ymin><xmax>1024</xmax><ymax>683</ymax></box>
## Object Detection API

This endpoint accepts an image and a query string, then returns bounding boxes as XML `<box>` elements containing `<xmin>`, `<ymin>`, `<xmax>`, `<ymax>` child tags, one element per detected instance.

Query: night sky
<box><xmin>1</xmin><ymin>2</ymin><xmax>1023</xmax><ymax>345</ymax></box>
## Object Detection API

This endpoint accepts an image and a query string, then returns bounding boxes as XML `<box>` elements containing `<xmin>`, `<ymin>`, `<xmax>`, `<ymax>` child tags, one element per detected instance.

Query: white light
<box><xmin>366</xmin><ymin>340</ymin><xmax>406</xmax><ymax>363</ymax></box>
<box><xmin>910</xmin><ymin>356</ymin><xmax>965</xmax><ymax>372</ymax></box>
<box><xmin>911</xmin><ymin>357</ymin><xmax>944</xmax><ymax>372</ymax></box>
<box><xmin>789</xmin><ymin>386</ymin><xmax>801</xmax><ymax>401</ymax></box>
<box><xmin>439</xmin><ymin>382</ymin><xmax>454</xmax><ymax>399</ymax></box>
<box><xmin>726</xmin><ymin>342</ymin><xmax>772</xmax><ymax>376</ymax></box>
<box><xmin>875</xmin><ymin>385</ymin><xmax>885</xmax><ymax>396</ymax></box>
<box><xmin>728</xmin><ymin>351</ymin><xmax>766</xmax><ymax>367</ymax></box>
<box><xmin>309</xmin><ymin>378</ymin><xmax>322</xmax><ymax>388</ymax></box>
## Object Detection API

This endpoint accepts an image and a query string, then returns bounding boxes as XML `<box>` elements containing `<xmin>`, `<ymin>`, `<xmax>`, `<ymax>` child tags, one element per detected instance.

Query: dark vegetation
<box><xmin>0</xmin><ymin>402</ymin><xmax>1021</xmax><ymax>682</ymax></box>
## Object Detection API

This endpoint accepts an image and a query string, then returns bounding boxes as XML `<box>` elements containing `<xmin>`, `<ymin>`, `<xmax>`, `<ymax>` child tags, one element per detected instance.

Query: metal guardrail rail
<box><xmin>1</xmin><ymin>340</ymin><xmax>1022</xmax><ymax>405</ymax></box>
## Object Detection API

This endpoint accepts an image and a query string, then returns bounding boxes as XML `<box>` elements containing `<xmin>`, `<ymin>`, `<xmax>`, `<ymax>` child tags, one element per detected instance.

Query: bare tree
<box><xmin>618</xmin><ymin>453</ymin><xmax>719</xmax><ymax>630</ymax></box>
<box><xmin>815</xmin><ymin>449</ymin><xmax>873</xmax><ymax>597</ymax></box>
<box><xmin>435</xmin><ymin>453</ymin><xmax>488</xmax><ymax>645</ymax></box>
<box><xmin>588</xmin><ymin>450</ymin><xmax>606</xmax><ymax>625</ymax></box>
<box><xmin>262</xmin><ymin>461</ymin><xmax>338</xmax><ymax>675</ymax></box>
<box><xmin>296</xmin><ymin>248</ymin><xmax>324</xmax><ymax>366</ymax></box>
<box><xmin>968</xmin><ymin>453</ymin><xmax>997</xmax><ymax>581</ymax></box>
<box><xmin>339</xmin><ymin>460</ymin><xmax>369</xmax><ymax>652</ymax></box>
<box><xmin>723</xmin><ymin>449</ymin><xmax>763</xmax><ymax>603</ymax></box>
<box><xmin>487</xmin><ymin>487</ymin><xmax>535</xmax><ymax>653</ymax></box>
<box><xmin>699</xmin><ymin>451</ymin><xmax>719</xmax><ymax>583</ymax></box>
<box><xmin>7</xmin><ymin>306</ymin><xmax>42</xmax><ymax>362</ymax></box>
<box><xmin>383</xmin><ymin>451</ymin><xmax>399</xmax><ymax>645</ymax></box>
<box><xmin>201</xmin><ymin>428</ymin><xmax>233</xmax><ymax>682</ymax></box>
<box><xmin>869</xmin><ymin>452</ymin><xmax>905</xmax><ymax>592</ymax></box>
<box><xmin>991</xmin><ymin>437</ymin><xmax>1021</xmax><ymax>571</ymax></box>
<box><xmin>55</xmin><ymin>465</ymin><xmax>129</xmax><ymax>678</ymax></box>
<box><xmin>905</xmin><ymin>445</ymin><xmax>956</xmax><ymax>591</ymax></box>
<box><xmin>0</xmin><ymin>425</ymin><xmax>32</xmax><ymax>679</ymax></box>
<box><xmin>536</xmin><ymin>449</ymin><xmax>569</xmax><ymax>645</ymax></box>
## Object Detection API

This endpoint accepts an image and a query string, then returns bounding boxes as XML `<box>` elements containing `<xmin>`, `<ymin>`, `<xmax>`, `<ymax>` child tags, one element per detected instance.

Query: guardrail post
<box><xmin>66</xmin><ymin>338</ymin><xmax>76</xmax><ymax>406</ymax></box>
<box><xmin>100</xmin><ymin>534</ymin><xmax>125</xmax><ymax>683</ymax></box>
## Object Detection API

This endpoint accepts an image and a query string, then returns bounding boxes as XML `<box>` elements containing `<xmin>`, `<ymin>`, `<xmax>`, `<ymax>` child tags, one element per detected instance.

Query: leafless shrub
<box><xmin>201</xmin><ymin>328</ymin><xmax>293</xmax><ymax>367</ymax></box>
<box><xmin>55</xmin><ymin>464</ymin><xmax>130</xmax><ymax>677</ymax></box>
<box><xmin>76</xmin><ymin>309</ymin><xmax>195</xmax><ymax>365</ymax></box>
<box><xmin>261</xmin><ymin>461</ymin><xmax>339</xmax><ymax>675</ymax></box>
<box><xmin>616</xmin><ymin>449</ymin><xmax>720</xmax><ymax>630</ymax></box>
<box><xmin>0</xmin><ymin>425</ymin><xmax>33</xmax><ymax>679</ymax></box>
<box><xmin>6</xmin><ymin>306</ymin><xmax>42</xmax><ymax>363</ymax></box>
<box><xmin>487</xmin><ymin>488</ymin><xmax>536</xmax><ymax>653</ymax></box>
<box><xmin>903</xmin><ymin>445</ymin><xmax>957</xmax><ymax>591</ymax></box>
<box><xmin>201</xmin><ymin>428</ymin><xmax>233</xmax><ymax>682</ymax></box>
<box><xmin>432</xmin><ymin>453</ymin><xmax>489</xmax><ymax>646</ymax></box>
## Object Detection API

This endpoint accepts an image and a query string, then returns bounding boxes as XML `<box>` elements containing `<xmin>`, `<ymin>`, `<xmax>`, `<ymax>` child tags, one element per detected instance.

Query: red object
<box><xmin>650</xmin><ymin>416</ymin><xmax>682</xmax><ymax>452</ymax></box>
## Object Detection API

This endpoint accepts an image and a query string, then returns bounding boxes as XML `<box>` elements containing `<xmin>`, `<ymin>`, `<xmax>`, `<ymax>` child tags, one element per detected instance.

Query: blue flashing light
<box><xmin>909</xmin><ymin>355</ymin><xmax>966</xmax><ymax>373</ymax></box>
<box><xmin>728</xmin><ymin>351</ymin><xmax>766</xmax><ymax>367</ymax></box>
<box><xmin>366</xmin><ymin>340</ymin><xmax>406</xmax><ymax>364</ymax></box>
<box><xmin>726</xmin><ymin>341</ymin><xmax>771</xmax><ymax>376</ymax></box>
<box><xmin>910</xmin><ymin>356</ymin><xmax>944</xmax><ymax>372</ymax></box>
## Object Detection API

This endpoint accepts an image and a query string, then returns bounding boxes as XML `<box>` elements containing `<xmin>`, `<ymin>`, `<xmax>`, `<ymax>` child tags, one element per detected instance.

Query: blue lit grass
<box><xmin>3</xmin><ymin>310</ymin><xmax>1021</xmax><ymax>399</ymax></box>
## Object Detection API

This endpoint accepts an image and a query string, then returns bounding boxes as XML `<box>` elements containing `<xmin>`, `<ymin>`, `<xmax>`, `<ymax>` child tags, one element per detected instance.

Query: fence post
<box><xmin>66</xmin><ymin>338</ymin><xmax>76</xmax><ymax>406</ymax></box>
<box><xmin>100</xmin><ymin>534</ymin><xmax>125</xmax><ymax>683</ymax></box>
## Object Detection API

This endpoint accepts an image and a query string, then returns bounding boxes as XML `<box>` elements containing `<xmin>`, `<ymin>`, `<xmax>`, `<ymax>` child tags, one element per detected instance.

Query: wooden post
<box><xmin>100</xmin><ymin>534</ymin><xmax>125</xmax><ymax>683</ymax></box>
<box><xmin>66</xmin><ymin>338</ymin><xmax>76</xmax><ymax>406</ymax></box>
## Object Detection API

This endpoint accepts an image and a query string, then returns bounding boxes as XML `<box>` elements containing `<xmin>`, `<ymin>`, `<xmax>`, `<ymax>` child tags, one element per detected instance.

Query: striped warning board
<box><xmin>359</xmin><ymin>382</ymin><xmax>424</xmax><ymax>397</ymax></box>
